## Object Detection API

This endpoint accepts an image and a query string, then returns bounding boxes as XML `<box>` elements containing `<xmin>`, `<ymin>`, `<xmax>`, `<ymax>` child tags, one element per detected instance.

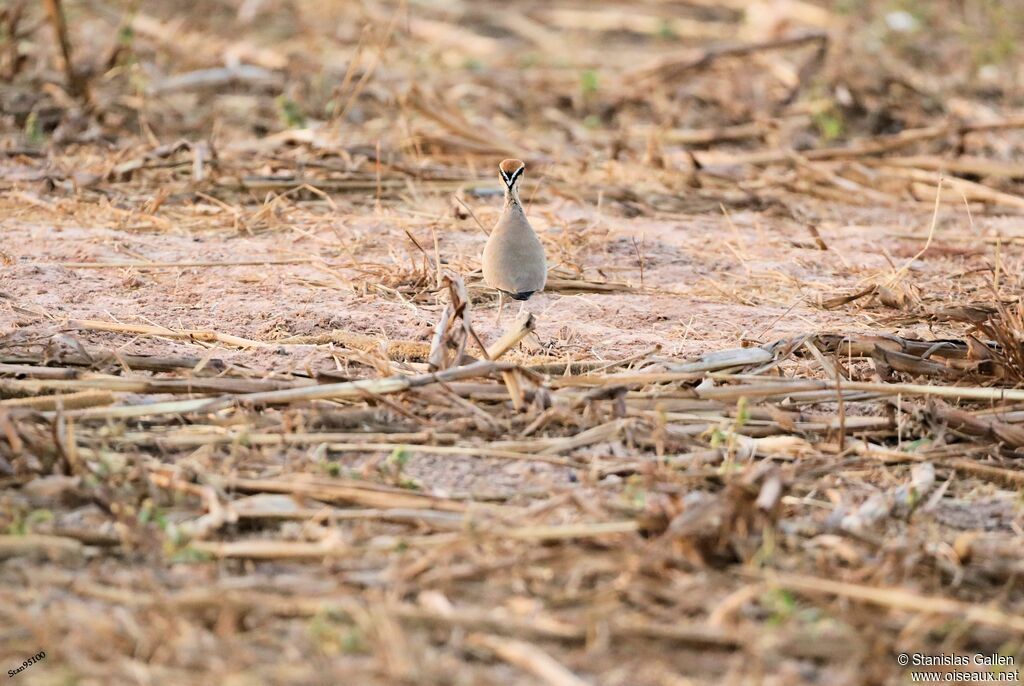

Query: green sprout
<box><xmin>735</xmin><ymin>397</ymin><xmax>750</xmax><ymax>428</ymax></box>
<box><xmin>387</xmin><ymin>446</ymin><xmax>411</xmax><ymax>469</ymax></box>
<box><xmin>24</xmin><ymin>111</ymin><xmax>44</xmax><ymax>145</ymax></box>
<box><xmin>813</xmin><ymin>108</ymin><xmax>844</xmax><ymax>142</ymax></box>
<box><xmin>276</xmin><ymin>95</ymin><xmax>307</xmax><ymax>129</ymax></box>
<box><xmin>169</xmin><ymin>546</ymin><xmax>214</xmax><ymax>564</ymax></box>
<box><xmin>580</xmin><ymin>69</ymin><xmax>599</xmax><ymax>97</ymax></box>
<box><xmin>6</xmin><ymin>509</ymin><xmax>55</xmax><ymax>536</ymax></box>
<box><xmin>118</xmin><ymin>25</ymin><xmax>134</xmax><ymax>46</ymax></box>
<box><xmin>762</xmin><ymin>588</ymin><xmax>797</xmax><ymax>625</ymax></box>
<box><xmin>308</xmin><ymin>612</ymin><xmax>368</xmax><ymax>655</ymax></box>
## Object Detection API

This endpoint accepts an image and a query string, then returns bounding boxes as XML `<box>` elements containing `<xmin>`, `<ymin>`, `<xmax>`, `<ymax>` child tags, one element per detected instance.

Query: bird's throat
<box><xmin>504</xmin><ymin>187</ymin><xmax>522</xmax><ymax>209</ymax></box>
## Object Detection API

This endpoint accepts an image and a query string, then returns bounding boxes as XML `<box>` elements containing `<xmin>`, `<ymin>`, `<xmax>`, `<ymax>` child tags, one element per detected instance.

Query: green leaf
<box><xmin>580</xmin><ymin>69</ymin><xmax>599</xmax><ymax>96</ymax></box>
<box><xmin>24</xmin><ymin>111</ymin><xmax>44</xmax><ymax>145</ymax></box>
<box><xmin>276</xmin><ymin>95</ymin><xmax>307</xmax><ymax>129</ymax></box>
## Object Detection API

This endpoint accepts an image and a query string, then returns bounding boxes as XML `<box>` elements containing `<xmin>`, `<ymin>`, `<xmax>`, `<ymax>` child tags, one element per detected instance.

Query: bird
<box><xmin>482</xmin><ymin>158</ymin><xmax>547</xmax><ymax>324</ymax></box>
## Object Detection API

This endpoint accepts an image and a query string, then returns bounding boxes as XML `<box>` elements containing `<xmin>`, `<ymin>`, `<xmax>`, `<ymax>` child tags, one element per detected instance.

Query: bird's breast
<box><xmin>482</xmin><ymin>212</ymin><xmax>547</xmax><ymax>294</ymax></box>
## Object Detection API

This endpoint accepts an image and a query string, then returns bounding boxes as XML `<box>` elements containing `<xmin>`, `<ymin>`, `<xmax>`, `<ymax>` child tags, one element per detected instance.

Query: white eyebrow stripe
<box><xmin>507</xmin><ymin>166</ymin><xmax>525</xmax><ymax>187</ymax></box>
<box><xmin>499</xmin><ymin>169</ymin><xmax>512</xmax><ymax>186</ymax></box>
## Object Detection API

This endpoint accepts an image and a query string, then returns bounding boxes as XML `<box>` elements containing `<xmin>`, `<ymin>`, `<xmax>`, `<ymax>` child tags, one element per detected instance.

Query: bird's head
<box><xmin>498</xmin><ymin>158</ymin><xmax>526</xmax><ymax>204</ymax></box>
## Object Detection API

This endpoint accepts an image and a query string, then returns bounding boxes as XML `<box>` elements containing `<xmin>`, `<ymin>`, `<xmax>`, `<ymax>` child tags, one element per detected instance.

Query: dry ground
<box><xmin>3</xmin><ymin>1</ymin><xmax>1024</xmax><ymax>685</ymax></box>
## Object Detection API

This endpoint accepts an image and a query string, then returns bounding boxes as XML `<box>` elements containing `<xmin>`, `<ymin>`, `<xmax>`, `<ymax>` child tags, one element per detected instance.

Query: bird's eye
<box><xmin>507</xmin><ymin>166</ymin><xmax>524</xmax><ymax>187</ymax></box>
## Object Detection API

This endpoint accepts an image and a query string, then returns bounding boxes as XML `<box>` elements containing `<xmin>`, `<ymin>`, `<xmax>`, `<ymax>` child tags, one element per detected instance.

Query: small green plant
<box><xmin>24</xmin><ymin>111</ymin><xmax>44</xmax><ymax>145</ymax></box>
<box><xmin>735</xmin><ymin>397</ymin><xmax>750</xmax><ymax>428</ymax></box>
<box><xmin>158</xmin><ymin>519</ymin><xmax>199</xmax><ymax>559</ymax></box>
<box><xmin>762</xmin><ymin>588</ymin><xmax>797</xmax><ymax>625</ymax></box>
<box><xmin>900</xmin><ymin>438</ymin><xmax>929</xmax><ymax>452</ymax></box>
<box><xmin>137</xmin><ymin>500</ymin><xmax>169</xmax><ymax>530</ymax></box>
<box><xmin>580</xmin><ymin>69</ymin><xmax>599</xmax><ymax>97</ymax></box>
<box><xmin>813</xmin><ymin>107</ymin><xmax>844</xmax><ymax>142</ymax></box>
<box><xmin>118</xmin><ymin>25</ymin><xmax>134</xmax><ymax>46</ymax></box>
<box><xmin>397</xmin><ymin>477</ymin><xmax>421</xmax><ymax>490</ymax></box>
<box><xmin>383</xmin><ymin>446</ymin><xmax>420</xmax><ymax>489</ymax></box>
<box><xmin>341</xmin><ymin>626</ymin><xmax>367</xmax><ymax>654</ymax></box>
<box><xmin>26</xmin><ymin>509</ymin><xmax>54</xmax><ymax>529</ymax></box>
<box><xmin>7</xmin><ymin>509</ymin><xmax>55</xmax><ymax>535</ymax></box>
<box><xmin>169</xmin><ymin>546</ymin><xmax>214</xmax><ymax>564</ymax></box>
<box><xmin>276</xmin><ymin>95</ymin><xmax>307</xmax><ymax>129</ymax></box>
<box><xmin>308</xmin><ymin>612</ymin><xmax>369</xmax><ymax>655</ymax></box>
<box><xmin>4</xmin><ymin>517</ymin><xmax>23</xmax><ymax>536</ymax></box>
<box><xmin>387</xmin><ymin>446</ymin><xmax>410</xmax><ymax>470</ymax></box>
<box><xmin>904</xmin><ymin>486</ymin><xmax>922</xmax><ymax>510</ymax></box>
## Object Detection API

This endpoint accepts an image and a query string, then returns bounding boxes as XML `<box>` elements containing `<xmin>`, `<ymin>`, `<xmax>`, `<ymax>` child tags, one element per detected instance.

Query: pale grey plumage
<box><xmin>482</xmin><ymin>159</ymin><xmax>546</xmax><ymax>301</ymax></box>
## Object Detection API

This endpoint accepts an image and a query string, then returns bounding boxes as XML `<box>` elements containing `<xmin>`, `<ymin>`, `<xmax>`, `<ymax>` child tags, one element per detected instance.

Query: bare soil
<box><xmin>3</xmin><ymin>1</ymin><xmax>1024</xmax><ymax>685</ymax></box>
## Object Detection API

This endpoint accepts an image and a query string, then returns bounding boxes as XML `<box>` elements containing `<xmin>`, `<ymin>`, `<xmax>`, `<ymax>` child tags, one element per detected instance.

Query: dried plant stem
<box><xmin>53</xmin><ymin>360</ymin><xmax>516</xmax><ymax>420</ymax></box>
<box><xmin>42</xmin><ymin>0</ymin><xmax>87</xmax><ymax>99</ymax></box>
<box><xmin>53</xmin><ymin>571</ymin><xmax>742</xmax><ymax>648</ymax></box>
<box><xmin>189</xmin><ymin>520</ymin><xmax>637</xmax><ymax>559</ymax></box>
<box><xmin>486</xmin><ymin>313</ymin><xmax>536</xmax><ymax>360</ymax></box>
<box><xmin>759</xmin><ymin>571</ymin><xmax>1024</xmax><ymax>633</ymax></box>
<box><xmin>315</xmin><ymin>442</ymin><xmax>575</xmax><ymax>466</ymax></box>
<box><xmin>69</xmin><ymin>319</ymin><xmax>268</xmax><ymax>348</ymax></box>
<box><xmin>0</xmin><ymin>389</ymin><xmax>112</xmax><ymax>411</ymax></box>
<box><xmin>53</xmin><ymin>258</ymin><xmax>316</xmax><ymax>269</ymax></box>
<box><xmin>120</xmin><ymin>429</ymin><xmax>460</xmax><ymax>447</ymax></box>
<box><xmin>467</xmin><ymin>634</ymin><xmax>590</xmax><ymax>686</ymax></box>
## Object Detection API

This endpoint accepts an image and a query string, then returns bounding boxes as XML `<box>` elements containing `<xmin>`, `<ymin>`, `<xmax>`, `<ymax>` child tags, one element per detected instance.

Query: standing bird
<box><xmin>482</xmin><ymin>159</ymin><xmax>547</xmax><ymax>323</ymax></box>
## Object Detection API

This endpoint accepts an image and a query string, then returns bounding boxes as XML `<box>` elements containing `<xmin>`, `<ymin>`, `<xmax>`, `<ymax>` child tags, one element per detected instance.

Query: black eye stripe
<box><xmin>507</xmin><ymin>166</ymin><xmax>524</xmax><ymax>187</ymax></box>
<box><xmin>499</xmin><ymin>165</ymin><xmax>525</xmax><ymax>188</ymax></box>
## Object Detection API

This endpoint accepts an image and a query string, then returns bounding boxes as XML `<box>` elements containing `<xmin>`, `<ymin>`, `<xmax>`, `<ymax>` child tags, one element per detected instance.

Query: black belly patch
<box><xmin>503</xmin><ymin>290</ymin><xmax>535</xmax><ymax>301</ymax></box>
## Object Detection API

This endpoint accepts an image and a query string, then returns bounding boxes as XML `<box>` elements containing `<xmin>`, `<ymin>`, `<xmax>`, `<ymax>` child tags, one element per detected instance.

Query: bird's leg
<box><xmin>494</xmin><ymin>291</ymin><xmax>505</xmax><ymax>326</ymax></box>
<box><xmin>517</xmin><ymin>301</ymin><xmax>527</xmax><ymax>318</ymax></box>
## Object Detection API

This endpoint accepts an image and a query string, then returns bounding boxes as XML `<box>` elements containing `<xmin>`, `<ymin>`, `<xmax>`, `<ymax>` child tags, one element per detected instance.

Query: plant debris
<box><xmin>2</xmin><ymin>1</ymin><xmax>1024</xmax><ymax>684</ymax></box>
